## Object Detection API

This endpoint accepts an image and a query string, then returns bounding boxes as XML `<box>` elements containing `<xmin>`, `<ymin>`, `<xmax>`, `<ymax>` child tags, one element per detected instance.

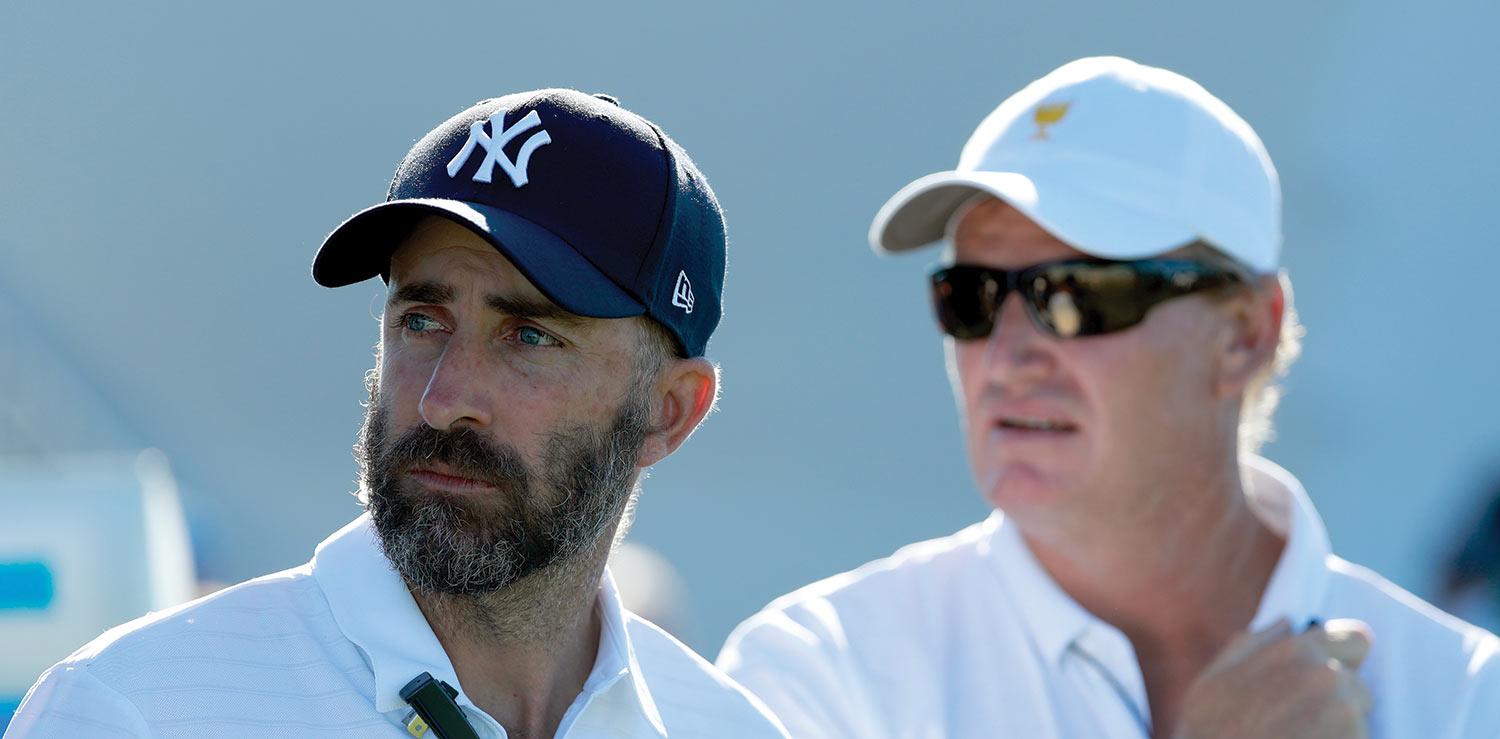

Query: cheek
<box><xmin>950</xmin><ymin>341</ymin><xmax>990</xmax><ymax>422</ymax></box>
<box><xmin>1076</xmin><ymin>328</ymin><xmax>1212</xmax><ymax>439</ymax></box>
<box><xmin>377</xmin><ymin>344</ymin><xmax>431</xmax><ymax>419</ymax></box>
<box><xmin>1139</xmin><ymin>312</ymin><xmax>1218</xmax><ymax>399</ymax></box>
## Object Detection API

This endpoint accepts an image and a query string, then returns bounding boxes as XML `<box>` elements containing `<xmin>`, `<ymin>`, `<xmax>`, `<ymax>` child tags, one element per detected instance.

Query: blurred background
<box><xmin>4</xmin><ymin>0</ymin><xmax>1499</xmax><ymax>727</ymax></box>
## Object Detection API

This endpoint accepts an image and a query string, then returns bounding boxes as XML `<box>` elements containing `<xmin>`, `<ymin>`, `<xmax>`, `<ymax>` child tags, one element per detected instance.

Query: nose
<box><xmin>417</xmin><ymin>336</ymin><xmax>494</xmax><ymax>432</ymax></box>
<box><xmin>980</xmin><ymin>291</ymin><xmax>1055</xmax><ymax>386</ymax></box>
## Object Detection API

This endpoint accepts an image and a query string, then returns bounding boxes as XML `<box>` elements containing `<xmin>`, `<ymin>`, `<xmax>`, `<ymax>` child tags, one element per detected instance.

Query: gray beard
<box><xmin>356</xmin><ymin>386</ymin><xmax>651</xmax><ymax>599</ymax></box>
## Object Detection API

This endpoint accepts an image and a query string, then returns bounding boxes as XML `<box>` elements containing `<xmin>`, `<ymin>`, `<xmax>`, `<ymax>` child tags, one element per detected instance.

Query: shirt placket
<box><xmin>1061</xmin><ymin>628</ymin><xmax>1152</xmax><ymax>739</ymax></box>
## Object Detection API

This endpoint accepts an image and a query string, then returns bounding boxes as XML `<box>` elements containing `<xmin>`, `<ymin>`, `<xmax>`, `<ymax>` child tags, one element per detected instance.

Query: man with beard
<box><xmin>9</xmin><ymin>90</ymin><xmax>788</xmax><ymax>738</ymax></box>
<box><xmin>718</xmin><ymin>58</ymin><xmax>1500</xmax><ymax>738</ymax></box>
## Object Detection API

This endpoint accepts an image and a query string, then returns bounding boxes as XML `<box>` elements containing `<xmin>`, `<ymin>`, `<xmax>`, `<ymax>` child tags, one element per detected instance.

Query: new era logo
<box><xmin>446</xmin><ymin>109</ymin><xmax>552</xmax><ymax>188</ymax></box>
<box><xmin>671</xmin><ymin>270</ymin><xmax>695</xmax><ymax>314</ymax></box>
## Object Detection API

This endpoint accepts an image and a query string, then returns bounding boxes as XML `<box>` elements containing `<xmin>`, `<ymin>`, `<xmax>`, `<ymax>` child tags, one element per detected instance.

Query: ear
<box><xmin>636</xmin><ymin>357</ymin><xmax>719</xmax><ymax>468</ymax></box>
<box><xmin>1216</xmin><ymin>275</ymin><xmax>1284</xmax><ymax>399</ymax></box>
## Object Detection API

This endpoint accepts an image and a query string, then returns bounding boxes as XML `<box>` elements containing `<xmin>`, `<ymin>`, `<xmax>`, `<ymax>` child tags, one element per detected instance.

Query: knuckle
<box><xmin>1303</xmin><ymin>660</ymin><xmax>1342</xmax><ymax>694</ymax></box>
<box><xmin>1263</xmin><ymin>634</ymin><xmax>1304</xmax><ymax>662</ymax></box>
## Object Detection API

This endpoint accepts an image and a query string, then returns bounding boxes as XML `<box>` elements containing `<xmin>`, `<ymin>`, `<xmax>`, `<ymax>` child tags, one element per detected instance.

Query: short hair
<box><xmin>634</xmin><ymin>316</ymin><xmax>725</xmax><ymax>424</ymax></box>
<box><xmin>632</xmin><ymin>318</ymin><xmax>684</xmax><ymax>386</ymax></box>
<box><xmin>1178</xmin><ymin>242</ymin><xmax>1304</xmax><ymax>455</ymax></box>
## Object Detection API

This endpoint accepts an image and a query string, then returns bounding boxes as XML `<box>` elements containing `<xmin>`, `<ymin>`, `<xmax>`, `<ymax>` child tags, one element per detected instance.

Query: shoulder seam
<box><xmin>45</xmin><ymin>662</ymin><xmax>153</xmax><ymax>736</ymax></box>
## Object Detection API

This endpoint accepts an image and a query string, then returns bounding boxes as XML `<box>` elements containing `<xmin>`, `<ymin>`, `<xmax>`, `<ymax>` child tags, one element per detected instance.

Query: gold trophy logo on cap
<box><xmin>1032</xmin><ymin>102</ymin><xmax>1071</xmax><ymax>140</ymax></box>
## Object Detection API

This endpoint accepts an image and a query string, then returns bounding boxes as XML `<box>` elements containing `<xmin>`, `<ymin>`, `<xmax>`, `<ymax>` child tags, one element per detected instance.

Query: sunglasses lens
<box><xmin>931</xmin><ymin>268</ymin><xmax>996</xmax><ymax>340</ymax></box>
<box><xmin>1043</xmin><ymin>290</ymin><xmax>1083</xmax><ymax>338</ymax></box>
<box><xmin>932</xmin><ymin>259</ymin><xmax>1236</xmax><ymax>341</ymax></box>
<box><xmin>1026</xmin><ymin>263</ymin><xmax>1152</xmax><ymax>337</ymax></box>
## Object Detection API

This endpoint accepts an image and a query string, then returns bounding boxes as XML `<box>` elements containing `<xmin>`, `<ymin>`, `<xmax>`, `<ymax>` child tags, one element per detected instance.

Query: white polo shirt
<box><xmin>718</xmin><ymin>456</ymin><xmax>1500</xmax><ymax>739</ymax></box>
<box><xmin>8</xmin><ymin>515</ymin><xmax>788</xmax><ymax>738</ymax></box>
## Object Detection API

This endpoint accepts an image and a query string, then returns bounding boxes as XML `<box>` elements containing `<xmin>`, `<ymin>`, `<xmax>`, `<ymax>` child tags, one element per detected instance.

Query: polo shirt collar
<box><xmin>985</xmin><ymin>509</ymin><xmax>1153</xmax><ymax>719</ymax></box>
<box><xmin>985</xmin><ymin>453</ymin><xmax>1335</xmax><ymax>667</ymax></box>
<box><xmin>311</xmin><ymin>513</ymin><xmax>666</xmax><ymax>736</ymax></box>
<box><xmin>982</xmin><ymin>511</ymin><xmax>1100</xmax><ymax>667</ymax></box>
<box><xmin>1243</xmin><ymin>454</ymin><xmax>1333</xmax><ymax>631</ymax></box>
<box><xmin>313</xmin><ymin>514</ymin><xmax>458</xmax><ymax>714</ymax></box>
<box><xmin>588</xmin><ymin>569</ymin><xmax>668</xmax><ymax>737</ymax></box>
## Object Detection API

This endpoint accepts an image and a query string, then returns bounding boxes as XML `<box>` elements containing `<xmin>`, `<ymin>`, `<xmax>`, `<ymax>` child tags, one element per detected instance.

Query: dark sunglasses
<box><xmin>929</xmin><ymin>258</ymin><xmax>1243</xmax><ymax>340</ymax></box>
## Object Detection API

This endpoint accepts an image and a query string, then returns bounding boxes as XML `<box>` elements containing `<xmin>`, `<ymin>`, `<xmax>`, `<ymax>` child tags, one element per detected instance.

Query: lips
<box><xmin>990</xmin><ymin>401</ymin><xmax>1080</xmax><ymax>435</ymax></box>
<box><xmin>406</xmin><ymin>465</ymin><xmax>497</xmax><ymax>492</ymax></box>
<box><xmin>996</xmin><ymin>416</ymin><xmax>1078</xmax><ymax>432</ymax></box>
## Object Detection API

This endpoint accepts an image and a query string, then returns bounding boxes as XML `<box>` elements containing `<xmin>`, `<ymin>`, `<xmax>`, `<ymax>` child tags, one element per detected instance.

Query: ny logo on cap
<box><xmin>671</xmin><ymin>270</ymin><xmax>695</xmax><ymax>314</ymax></box>
<box><xmin>447</xmin><ymin>109</ymin><xmax>553</xmax><ymax>188</ymax></box>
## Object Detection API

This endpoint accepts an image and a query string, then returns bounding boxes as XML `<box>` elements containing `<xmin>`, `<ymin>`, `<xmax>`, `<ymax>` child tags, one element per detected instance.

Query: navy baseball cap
<box><xmin>313</xmin><ymin>89</ymin><xmax>726</xmax><ymax>357</ymax></box>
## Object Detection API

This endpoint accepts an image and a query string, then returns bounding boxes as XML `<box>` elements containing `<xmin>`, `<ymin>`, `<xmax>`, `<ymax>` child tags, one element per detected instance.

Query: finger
<box><xmin>1328</xmin><ymin>659</ymin><xmax>1376</xmax><ymax>719</ymax></box>
<box><xmin>1347</xmin><ymin>671</ymin><xmax>1374</xmax><ymax>715</ymax></box>
<box><xmin>1294</xmin><ymin>618</ymin><xmax>1371</xmax><ymax>670</ymax></box>
<box><xmin>1322</xmin><ymin>618</ymin><xmax>1373</xmax><ymax>670</ymax></box>
<box><xmin>1214</xmin><ymin>617</ymin><xmax>1292</xmax><ymax>668</ymax></box>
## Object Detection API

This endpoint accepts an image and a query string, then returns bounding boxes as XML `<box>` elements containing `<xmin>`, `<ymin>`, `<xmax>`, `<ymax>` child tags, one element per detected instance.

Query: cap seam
<box><xmin>633</xmin><ymin>119</ymin><xmax>678</xmax><ymax>306</ymax></box>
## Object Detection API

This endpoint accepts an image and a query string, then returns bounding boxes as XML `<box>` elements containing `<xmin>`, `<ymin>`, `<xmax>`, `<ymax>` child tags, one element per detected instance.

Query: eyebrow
<box><xmin>388</xmin><ymin>280</ymin><xmax>587</xmax><ymax>326</ymax></box>
<box><xmin>485</xmin><ymin>295</ymin><xmax>587</xmax><ymax>325</ymax></box>
<box><xmin>389</xmin><ymin>281</ymin><xmax>453</xmax><ymax>306</ymax></box>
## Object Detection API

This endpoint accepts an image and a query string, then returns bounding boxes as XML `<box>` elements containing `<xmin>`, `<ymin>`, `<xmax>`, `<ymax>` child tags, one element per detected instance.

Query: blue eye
<box><xmin>516</xmin><ymin>325</ymin><xmax>560</xmax><ymax>347</ymax></box>
<box><xmin>401</xmin><ymin>313</ymin><xmax>443</xmax><ymax>333</ymax></box>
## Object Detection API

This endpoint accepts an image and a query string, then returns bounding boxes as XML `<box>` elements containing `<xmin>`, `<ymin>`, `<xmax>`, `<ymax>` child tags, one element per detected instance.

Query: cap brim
<box><xmin>868</xmin><ymin>170</ymin><xmax>1196</xmax><ymax>260</ymax></box>
<box><xmin>312</xmin><ymin>198</ymin><xmax>645</xmax><ymax>319</ymax></box>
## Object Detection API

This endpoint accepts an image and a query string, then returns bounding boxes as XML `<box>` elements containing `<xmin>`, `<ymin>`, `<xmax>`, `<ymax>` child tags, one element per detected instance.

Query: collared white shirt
<box><xmin>718</xmin><ymin>456</ymin><xmax>1500</xmax><ymax>739</ymax></box>
<box><xmin>8</xmin><ymin>515</ymin><xmax>788</xmax><ymax>738</ymax></box>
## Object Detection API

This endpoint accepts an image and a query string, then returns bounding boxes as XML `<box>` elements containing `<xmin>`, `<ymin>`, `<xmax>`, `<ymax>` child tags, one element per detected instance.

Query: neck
<box><xmin>1019</xmin><ymin>454</ymin><xmax>1284</xmax><ymax>737</ymax></box>
<box><xmin>410</xmin><ymin>528</ymin><xmax>616</xmax><ymax>739</ymax></box>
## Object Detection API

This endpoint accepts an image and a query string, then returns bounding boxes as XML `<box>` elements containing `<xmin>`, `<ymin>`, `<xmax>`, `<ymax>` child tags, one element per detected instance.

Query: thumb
<box><xmin>1322</xmin><ymin>618</ymin><xmax>1373</xmax><ymax>671</ymax></box>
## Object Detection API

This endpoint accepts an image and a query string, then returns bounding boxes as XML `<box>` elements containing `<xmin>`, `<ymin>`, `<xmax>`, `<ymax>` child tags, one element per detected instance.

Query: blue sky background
<box><xmin>2</xmin><ymin>0</ymin><xmax>1498</xmax><ymax>656</ymax></box>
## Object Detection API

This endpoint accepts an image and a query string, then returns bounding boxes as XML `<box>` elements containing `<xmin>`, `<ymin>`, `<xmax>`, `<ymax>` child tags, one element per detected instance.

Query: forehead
<box><xmin>387</xmin><ymin>216</ymin><xmax>546</xmax><ymax>302</ymax></box>
<box><xmin>950</xmin><ymin>197</ymin><xmax>1088</xmax><ymax>268</ymax></box>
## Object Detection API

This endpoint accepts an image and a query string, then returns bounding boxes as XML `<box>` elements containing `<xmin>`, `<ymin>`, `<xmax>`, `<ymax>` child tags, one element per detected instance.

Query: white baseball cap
<box><xmin>869</xmin><ymin>56</ymin><xmax>1282</xmax><ymax>273</ymax></box>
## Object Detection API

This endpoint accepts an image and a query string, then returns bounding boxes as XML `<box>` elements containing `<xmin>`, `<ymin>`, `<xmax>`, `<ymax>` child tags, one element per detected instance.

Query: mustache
<box><xmin>377</xmin><ymin>421</ymin><xmax>529</xmax><ymax>486</ymax></box>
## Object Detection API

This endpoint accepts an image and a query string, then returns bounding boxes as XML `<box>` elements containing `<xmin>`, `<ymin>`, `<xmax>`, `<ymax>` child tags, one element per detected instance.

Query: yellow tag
<box><xmin>406</xmin><ymin>714</ymin><xmax>430</xmax><ymax>737</ymax></box>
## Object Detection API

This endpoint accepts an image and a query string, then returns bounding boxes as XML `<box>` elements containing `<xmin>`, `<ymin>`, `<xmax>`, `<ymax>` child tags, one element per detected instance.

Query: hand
<box><xmin>1173</xmin><ymin>618</ymin><xmax>1374</xmax><ymax>739</ymax></box>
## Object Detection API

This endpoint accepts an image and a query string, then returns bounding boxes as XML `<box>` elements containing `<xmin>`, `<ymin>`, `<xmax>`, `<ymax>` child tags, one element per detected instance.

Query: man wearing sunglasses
<box><xmin>718</xmin><ymin>57</ymin><xmax>1500</xmax><ymax>738</ymax></box>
